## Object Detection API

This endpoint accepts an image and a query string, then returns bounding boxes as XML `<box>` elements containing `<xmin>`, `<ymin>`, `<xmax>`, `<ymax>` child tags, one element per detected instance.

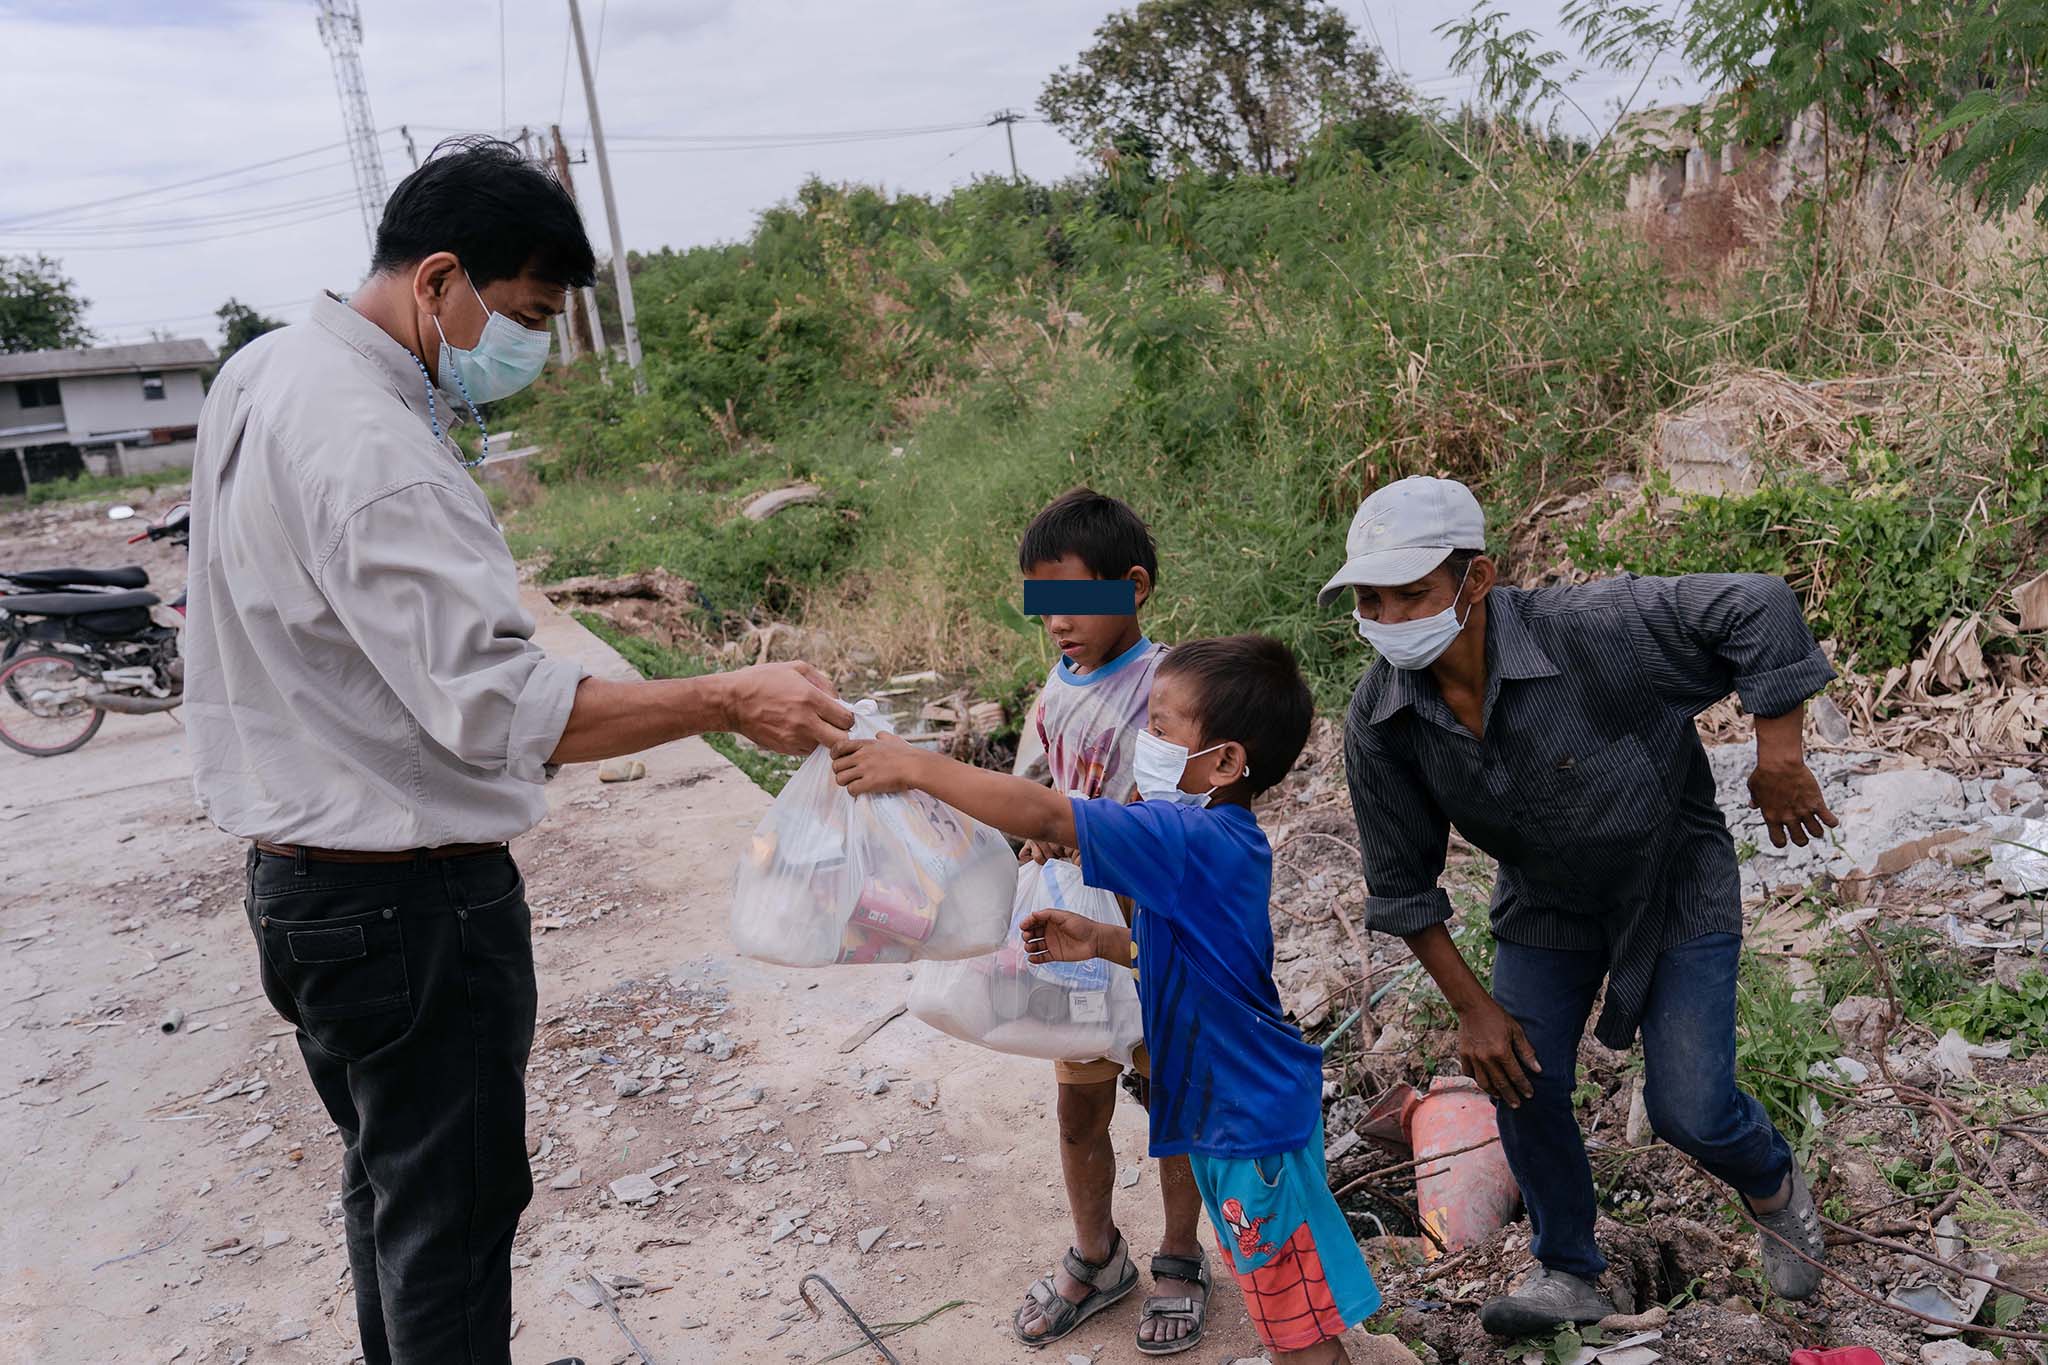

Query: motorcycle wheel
<box><xmin>0</xmin><ymin>651</ymin><xmax>105</xmax><ymax>757</ymax></box>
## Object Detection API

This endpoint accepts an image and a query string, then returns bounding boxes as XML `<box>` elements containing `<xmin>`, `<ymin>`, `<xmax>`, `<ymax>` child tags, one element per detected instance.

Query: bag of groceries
<box><xmin>907</xmin><ymin>859</ymin><xmax>1144</xmax><ymax>1064</ymax></box>
<box><xmin>729</xmin><ymin>700</ymin><xmax>1016</xmax><ymax>967</ymax></box>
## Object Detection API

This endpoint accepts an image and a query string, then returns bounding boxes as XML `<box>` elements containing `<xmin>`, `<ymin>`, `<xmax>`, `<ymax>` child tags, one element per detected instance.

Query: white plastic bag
<box><xmin>729</xmin><ymin>701</ymin><xmax>1016</xmax><ymax>967</ymax></box>
<box><xmin>907</xmin><ymin>859</ymin><xmax>1144</xmax><ymax>1064</ymax></box>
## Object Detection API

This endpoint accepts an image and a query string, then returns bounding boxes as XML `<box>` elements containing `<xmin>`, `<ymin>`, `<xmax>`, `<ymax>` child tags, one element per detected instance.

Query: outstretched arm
<box><xmin>831</xmin><ymin>734</ymin><xmax>1077</xmax><ymax>849</ymax></box>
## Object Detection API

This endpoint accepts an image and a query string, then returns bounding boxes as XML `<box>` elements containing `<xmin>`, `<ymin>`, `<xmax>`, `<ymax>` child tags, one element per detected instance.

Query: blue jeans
<box><xmin>1489</xmin><ymin>931</ymin><xmax>1792</xmax><ymax>1280</ymax></box>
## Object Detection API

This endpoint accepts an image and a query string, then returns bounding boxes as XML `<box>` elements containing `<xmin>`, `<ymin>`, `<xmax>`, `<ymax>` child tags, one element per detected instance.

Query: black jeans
<box><xmin>246</xmin><ymin>846</ymin><xmax>537</xmax><ymax>1365</ymax></box>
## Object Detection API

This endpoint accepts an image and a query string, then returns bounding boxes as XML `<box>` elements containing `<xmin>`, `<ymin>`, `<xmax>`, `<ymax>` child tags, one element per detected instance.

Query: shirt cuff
<box><xmin>507</xmin><ymin>656</ymin><xmax>589</xmax><ymax>783</ymax></box>
<box><xmin>1735</xmin><ymin>649</ymin><xmax>1835</xmax><ymax>719</ymax></box>
<box><xmin>1364</xmin><ymin>887</ymin><xmax>1454</xmax><ymax>937</ymax></box>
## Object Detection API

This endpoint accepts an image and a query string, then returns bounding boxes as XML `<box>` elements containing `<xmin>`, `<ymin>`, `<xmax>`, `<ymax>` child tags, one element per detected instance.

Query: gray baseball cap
<box><xmin>1315</xmin><ymin>476</ymin><xmax>1487</xmax><ymax>607</ymax></box>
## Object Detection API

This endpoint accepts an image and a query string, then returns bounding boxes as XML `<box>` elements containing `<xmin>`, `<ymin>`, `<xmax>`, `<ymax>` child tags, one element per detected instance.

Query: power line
<box><xmin>23</xmin><ymin>155</ymin><xmax>365</xmax><ymax>230</ymax></box>
<box><xmin>499</xmin><ymin>0</ymin><xmax>509</xmax><ymax>134</ymax></box>
<box><xmin>17</xmin><ymin>190</ymin><xmax>364</xmax><ymax>239</ymax></box>
<box><xmin>0</xmin><ymin>133</ymin><xmax>391</xmax><ymax>230</ymax></box>
<box><xmin>95</xmin><ymin>297</ymin><xmax>307</xmax><ymax>331</ymax></box>
<box><xmin>1</xmin><ymin>201</ymin><xmax>362</xmax><ymax>253</ymax></box>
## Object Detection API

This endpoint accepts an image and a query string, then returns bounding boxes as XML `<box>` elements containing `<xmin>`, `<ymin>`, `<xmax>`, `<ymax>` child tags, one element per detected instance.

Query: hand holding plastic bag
<box><xmin>730</xmin><ymin>701</ymin><xmax>1015</xmax><ymax>966</ymax></box>
<box><xmin>907</xmin><ymin>859</ymin><xmax>1143</xmax><ymax>1064</ymax></box>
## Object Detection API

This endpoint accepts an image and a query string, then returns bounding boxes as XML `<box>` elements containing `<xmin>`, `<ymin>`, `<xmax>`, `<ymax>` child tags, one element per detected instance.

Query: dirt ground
<box><xmin>0</xmin><ymin>493</ymin><xmax>1289</xmax><ymax>1365</ymax></box>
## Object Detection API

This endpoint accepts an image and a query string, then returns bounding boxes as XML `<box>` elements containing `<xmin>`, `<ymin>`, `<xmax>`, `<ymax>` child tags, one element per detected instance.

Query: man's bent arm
<box><xmin>548</xmin><ymin>662</ymin><xmax>853</xmax><ymax>765</ymax></box>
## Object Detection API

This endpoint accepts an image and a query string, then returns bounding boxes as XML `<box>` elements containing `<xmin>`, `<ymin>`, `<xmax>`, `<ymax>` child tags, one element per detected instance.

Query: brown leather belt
<box><xmin>254</xmin><ymin>840</ymin><xmax>507</xmax><ymax>864</ymax></box>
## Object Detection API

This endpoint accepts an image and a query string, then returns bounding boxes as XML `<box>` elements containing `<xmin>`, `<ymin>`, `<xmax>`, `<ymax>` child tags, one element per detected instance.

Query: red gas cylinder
<box><xmin>1409</xmin><ymin>1075</ymin><xmax>1521</xmax><ymax>1255</ymax></box>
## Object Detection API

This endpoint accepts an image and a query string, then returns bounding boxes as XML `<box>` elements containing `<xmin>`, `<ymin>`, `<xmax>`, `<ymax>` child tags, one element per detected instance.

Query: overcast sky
<box><xmin>0</xmin><ymin>1</ymin><xmax>1705</xmax><ymax>349</ymax></box>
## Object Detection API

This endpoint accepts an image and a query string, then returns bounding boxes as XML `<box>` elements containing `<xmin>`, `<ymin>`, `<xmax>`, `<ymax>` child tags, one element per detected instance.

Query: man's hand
<box><xmin>1749</xmin><ymin>707</ymin><xmax>1839</xmax><ymax>848</ymax></box>
<box><xmin>1748</xmin><ymin>756</ymin><xmax>1837</xmax><ymax>848</ymax></box>
<box><xmin>830</xmin><ymin>733</ymin><xmax>926</xmax><ymax>795</ymax></box>
<box><xmin>720</xmin><ymin>662</ymin><xmax>855</xmax><ymax>756</ymax></box>
<box><xmin>1019</xmin><ymin>908</ymin><xmax>1118</xmax><ymax>965</ymax></box>
<box><xmin>1019</xmin><ymin>840</ymin><xmax>1076</xmax><ymax>865</ymax></box>
<box><xmin>1457</xmin><ymin>996</ymin><xmax>1541</xmax><ymax>1108</ymax></box>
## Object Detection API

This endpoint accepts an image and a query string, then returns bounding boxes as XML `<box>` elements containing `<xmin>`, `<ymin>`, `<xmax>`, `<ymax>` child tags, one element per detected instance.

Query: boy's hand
<box><xmin>1018</xmin><ymin>840</ymin><xmax>1076</xmax><ymax>865</ymax></box>
<box><xmin>1019</xmin><ymin>908</ymin><xmax>1111</xmax><ymax>964</ymax></box>
<box><xmin>830</xmin><ymin>732</ymin><xmax>926</xmax><ymax>795</ymax></box>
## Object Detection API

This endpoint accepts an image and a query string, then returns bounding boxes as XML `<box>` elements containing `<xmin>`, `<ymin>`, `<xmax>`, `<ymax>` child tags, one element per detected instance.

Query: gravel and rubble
<box><xmin>1246</xmin><ymin>715</ymin><xmax>2048</xmax><ymax>1363</ymax></box>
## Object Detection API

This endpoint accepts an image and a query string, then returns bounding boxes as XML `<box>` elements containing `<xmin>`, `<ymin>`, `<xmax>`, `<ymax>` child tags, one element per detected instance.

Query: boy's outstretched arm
<box><xmin>830</xmin><ymin>734</ymin><xmax>1077</xmax><ymax>849</ymax></box>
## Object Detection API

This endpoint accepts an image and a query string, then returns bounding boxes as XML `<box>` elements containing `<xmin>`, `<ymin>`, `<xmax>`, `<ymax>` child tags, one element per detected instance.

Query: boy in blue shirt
<box><xmin>833</xmin><ymin>636</ymin><xmax>1381</xmax><ymax>1364</ymax></box>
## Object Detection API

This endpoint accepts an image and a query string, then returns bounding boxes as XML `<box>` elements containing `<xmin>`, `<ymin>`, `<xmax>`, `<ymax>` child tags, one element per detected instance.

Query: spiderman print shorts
<box><xmin>1189</xmin><ymin>1121</ymin><xmax>1381</xmax><ymax>1352</ymax></box>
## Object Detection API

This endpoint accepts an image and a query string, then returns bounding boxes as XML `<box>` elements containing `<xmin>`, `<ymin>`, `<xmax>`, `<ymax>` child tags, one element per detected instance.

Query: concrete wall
<box><xmin>82</xmin><ymin>438</ymin><xmax>196</xmax><ymax>479</ymax></box>
<box><xmin>59</xmin><ymin>368</ymin><xmax>205</xmax><ymax>441</ymax></box>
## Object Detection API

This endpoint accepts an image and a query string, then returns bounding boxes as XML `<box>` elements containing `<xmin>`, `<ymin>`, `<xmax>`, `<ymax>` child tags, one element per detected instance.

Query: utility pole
<box><xmin>568</xmin><ymin>0</ymin><xmax>645</xmax><ymax>395</ymax></box>
<box><xmin>989</xmin><ymin>109</ymin><xmax>1023</xmax><ymax>182</ymax></box>
<box><xmin>549</xmin><ymin>124</ymin><xmax>603</xmax><ymax>363</ymax></box>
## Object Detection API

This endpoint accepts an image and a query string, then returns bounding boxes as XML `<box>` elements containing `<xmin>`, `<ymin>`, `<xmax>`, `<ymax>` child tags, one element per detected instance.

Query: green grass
<box><xmin>572</xmin><ymin>612</ymin><xmax>803</xmax><ymax>795</ymax></box>
<box><xmin>18</xmin><ymin>465</ymin><xmax>192</xmax><ymax>506</ymax></box>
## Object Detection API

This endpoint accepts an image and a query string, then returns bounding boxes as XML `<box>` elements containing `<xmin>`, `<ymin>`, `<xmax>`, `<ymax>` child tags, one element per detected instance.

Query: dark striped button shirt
<box><xmin>1343</xmin><ymin>574</ymin><xmax>1834</xmax><ymax>1048</ymax></box>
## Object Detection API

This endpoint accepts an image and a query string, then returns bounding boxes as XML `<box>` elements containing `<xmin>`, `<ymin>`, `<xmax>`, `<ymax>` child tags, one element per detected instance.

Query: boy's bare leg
<box><xmin>1274</xmin><ymin>1338</ymin><xmax>1353</xmax><ymax>1363</ymax></box>
<box><xmin>1140</xmin><ymin>1153</ymin><xmax>1207</xmax><ymax>1345</ymax></box>
<box><xmin>1018</xmin><ymin>1079</ymin><xmax>1120</xmax><ymax>1340</ymax></box>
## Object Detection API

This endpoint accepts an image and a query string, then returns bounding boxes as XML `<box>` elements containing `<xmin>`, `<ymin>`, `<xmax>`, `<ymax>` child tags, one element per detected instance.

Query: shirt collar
<box><xmin>309</xmin><ymin>292</ymin><xmax>466</xmax><ymax>434</ymax></box>
<box><xmin>1364</xmin><ymin>588</ymin><xmax>1558</xmax><ymax>726</ymax></box>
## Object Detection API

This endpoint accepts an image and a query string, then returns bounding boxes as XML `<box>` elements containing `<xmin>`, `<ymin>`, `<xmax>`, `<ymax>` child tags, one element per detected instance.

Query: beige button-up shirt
<box><xmin>183</xmin><ymin>294</ymin><xmax>587</xmax><ymax>849</ymax></box>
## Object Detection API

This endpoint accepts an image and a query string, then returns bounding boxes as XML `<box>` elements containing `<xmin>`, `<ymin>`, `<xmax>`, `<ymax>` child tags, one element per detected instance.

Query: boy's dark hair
<box><xmin>1018</xmin><ymin>487</ymin><xmax>1158</xmax><ymax>583</ymax></box>
<box><xmin>1157</xmin><ymin>635</ymin><xmax>1313</xmax><ymax>798</ymax></box>
<box><xmin>370</xmin><ymin>136</ymin><xmax>598</xmax><ymax>289</ymax></box>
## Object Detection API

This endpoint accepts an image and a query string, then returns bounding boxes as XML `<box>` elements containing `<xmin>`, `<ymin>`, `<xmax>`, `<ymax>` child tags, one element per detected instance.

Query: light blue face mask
<box><xmin>433</xmin><ymin>273</ymin><xmax>551</xmax><ymax>405</ymax></box>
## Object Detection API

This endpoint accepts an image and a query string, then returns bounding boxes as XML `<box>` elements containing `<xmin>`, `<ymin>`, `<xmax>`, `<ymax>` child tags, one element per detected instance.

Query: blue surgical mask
<box><xmin>433</xmin><ymin>273</ymin><xmax>551</xmax><ymax>404</ymax></box>
<box><xmin>1354</xmin><ymin>562</ymin><xmax>1473</xmax><ymax>671</ymax></box>
<box><xmin>1133</xmin><ymin>730</ymin><xmax>1245</xmax><ymax>808</ymax></box>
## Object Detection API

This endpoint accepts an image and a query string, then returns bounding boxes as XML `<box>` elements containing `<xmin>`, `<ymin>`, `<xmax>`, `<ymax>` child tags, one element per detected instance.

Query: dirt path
<box><xmin>0</xmin><ymin>547</ymin><xmax>1270</xmax><ymax>1362</ymax></box>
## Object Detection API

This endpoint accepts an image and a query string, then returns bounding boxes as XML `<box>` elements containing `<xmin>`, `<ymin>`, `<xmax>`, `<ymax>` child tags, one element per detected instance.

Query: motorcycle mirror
<box><xmin>107</xmin><ymin>505</ymin><xmax>136</xmax><ymax>521</ymax></box>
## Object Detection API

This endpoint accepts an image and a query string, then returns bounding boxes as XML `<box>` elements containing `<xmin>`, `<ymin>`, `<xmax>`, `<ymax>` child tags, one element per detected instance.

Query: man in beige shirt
<box><xmin>184</xmin><ymin>138</ymin><xmax>850</xmax><ymax>1365</ymax></box>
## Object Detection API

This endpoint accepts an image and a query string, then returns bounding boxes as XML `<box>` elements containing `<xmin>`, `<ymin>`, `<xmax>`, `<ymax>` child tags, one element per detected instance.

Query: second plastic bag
<box><xmin>730</xmin><ymin>700</ymin><xmax>1017</xmax><ymax>967</ymax></box>
<box><xmin>907</xmin><ymin>859</ymin><xmax>1144</xmax><ymax>1065</ymax></box>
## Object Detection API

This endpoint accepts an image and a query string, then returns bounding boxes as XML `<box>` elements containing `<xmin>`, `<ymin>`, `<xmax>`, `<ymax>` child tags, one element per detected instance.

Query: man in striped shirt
<box><xmin>1330</xmin><ymin>477</ymin><xmax>1837</xmax><ymax>1337</ymax></box>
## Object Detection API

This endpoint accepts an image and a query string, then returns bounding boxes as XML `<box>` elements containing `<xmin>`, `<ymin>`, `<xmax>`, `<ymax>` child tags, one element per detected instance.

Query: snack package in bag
<box><xmin>730</xmin><ymin>700</ymin><xmax>1016</xmax><ymax>967</ymax></box>
<box><xmin>907</xmin><ymin>859</ymin><xmax>1143</xmax><ymax>1064</ymax></box>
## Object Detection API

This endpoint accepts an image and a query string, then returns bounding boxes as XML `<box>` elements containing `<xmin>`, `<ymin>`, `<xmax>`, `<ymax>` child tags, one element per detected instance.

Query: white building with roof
<box><xmin>0</xmin><ymin>338</ymin><xmax>214</xmax><ymax>494</ymax></box>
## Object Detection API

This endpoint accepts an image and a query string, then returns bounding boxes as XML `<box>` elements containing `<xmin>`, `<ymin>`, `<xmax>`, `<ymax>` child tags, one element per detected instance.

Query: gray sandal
<box><xmin>1013</xmin><ymin>1229</ymin><xmax>1139</xmax><ymax>1348</ymax></box>
<box><xmin>1137</xmin><ymin>1250</ymin><xmax>1210</xmax><ymax>1355</ymax></box>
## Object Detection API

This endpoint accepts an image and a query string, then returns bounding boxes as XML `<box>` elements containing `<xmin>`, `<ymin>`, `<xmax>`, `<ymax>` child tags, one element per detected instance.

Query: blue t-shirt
<box><xmin>1072</xmin><ymin>797</ymin><xmax>1326</xmax><ymax>1160</ymax></box>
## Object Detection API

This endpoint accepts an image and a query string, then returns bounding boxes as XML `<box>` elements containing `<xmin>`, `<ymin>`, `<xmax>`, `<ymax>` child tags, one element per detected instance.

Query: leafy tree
<box><xmin>216</xmin><ymin>297</ymin><xmax>285</xmax><ymax>360</ymax></box>
<box><xmin>0</xmin><ymin>254</ymin><xmax>91</xmax><ymax>354</ymax></box>
<box><xmin>1039</xmin><ymin>0</ymin><xmax>1407</xmax><ymax>175</ymax></box>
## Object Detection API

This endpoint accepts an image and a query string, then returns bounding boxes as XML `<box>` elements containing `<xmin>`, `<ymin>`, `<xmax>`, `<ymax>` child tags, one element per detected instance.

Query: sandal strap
<box><xmin>1142</xmin><ymin>1295</ymin><xmax>1198</xmax><ymax>1317</ymax></box>
<box><xmin>1062</xmin><ymin>1230</ymin><xmax>1127</xmax><ymax>1288</ymax></box>
<box><xmin>1148</xmin><ymin>1250</ymin><xmax>1208</xmax><ymax>1286</ymax></box>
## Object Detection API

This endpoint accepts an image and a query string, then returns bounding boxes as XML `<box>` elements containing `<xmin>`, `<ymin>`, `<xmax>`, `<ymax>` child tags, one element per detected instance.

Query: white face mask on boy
<box><xmin>1132</xmin><ymin>730</ymin><xmax>1245</xmax><ymax>808</ymax></box>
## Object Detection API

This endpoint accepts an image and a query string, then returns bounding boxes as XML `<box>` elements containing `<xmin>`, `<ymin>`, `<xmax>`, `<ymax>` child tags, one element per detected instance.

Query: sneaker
<box><xmin>1478</xmin><ymin>1266</ymin><xmax>1615</xmax><ymax>1337</ymax></box>
<box><xmin>1751</xmin><ymin>1164</ymin><xmax>1824</xmax><ymax>1300</ymax></box>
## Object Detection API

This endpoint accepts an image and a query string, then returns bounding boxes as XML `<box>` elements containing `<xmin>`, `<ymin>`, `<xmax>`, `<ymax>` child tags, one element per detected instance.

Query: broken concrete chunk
<box><xmin>596</xmin><ymin>758</ymin><xmax>647</xmax><ymax>783</ymax></box>
<box><xmin>1920</xmin><ymin>1344</ymin><xmax>1995</xmax><ymax>1365</ymax></box>
<box><xmin>260</xmin><ymin>1230</ymin><xmax>290</xmax><ymax>1250</ymax></box>
<box><xmin>821</xmin><ymin>1140</ymin><xmax>869</xmax><ymax>1156</ymax></box>
<box><xmin>549</xmin><ymin>1166</ymin><xmax>584</xmax><ymax>1190</ymax></box>
<box><xmin>768</xmin><ymin>1217</ymin><xmax>802</xmax><ymax>1244</ymax></box>
<box><xmin>858</xmin><ymin>1225</ymin><xmax>888</xmax><ymax>1254</ymax></box>
<box><xmin>563</xmin><ymin>1278</ymin><xmax>603</xmax><ymax>1311</ymax></box>
<box><xmin>1117</xmin><ymin>1164</ymin><xmax>1141</xmax><ymax>1189</ymax></box>
<box><xmin>909</xmin><ymin>1080</ymin><xmax>938</xmax><ymax>1110</ymax></box>
<box><xmin>608</xmin><ymin>1173</ymin><xmax>661</xmax><ymax>1203</ymax></box>
<box><xmin>863</xmin><ymin>1073</ymin><xmax>891</xmax><ymax>1097</ymax></box>
<box><xmin>875</xmin><ymin>1136</ymin><xmax>894</xmax><ymax>1154</ymax></box>
<box><xmin>234</xmin><ymin>1124</ymin><xmax>273</xmax><ymax>1150</ymax></box>
<box><xmin>271</xmin><ymin>1320</ymin><xmax>309</xmax><ymax>1344</ymax></box>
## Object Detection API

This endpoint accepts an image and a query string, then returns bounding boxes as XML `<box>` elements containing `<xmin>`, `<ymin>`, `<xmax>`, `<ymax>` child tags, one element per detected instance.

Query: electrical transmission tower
<box><xmin>314</xmin><ymin>0</ymin><xmax>389</xmax><ymax>253</ymax></box>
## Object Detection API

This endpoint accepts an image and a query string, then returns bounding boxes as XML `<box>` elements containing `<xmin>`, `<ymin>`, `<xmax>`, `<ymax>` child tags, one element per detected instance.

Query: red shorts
<box><xmin>1214</xmin><ymin>1221</ymin><xmax>1351</xmax><ymax>1352</ymax></box>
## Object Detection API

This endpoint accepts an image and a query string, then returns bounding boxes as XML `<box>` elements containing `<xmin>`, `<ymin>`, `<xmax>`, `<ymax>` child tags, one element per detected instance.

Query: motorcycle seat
<box><xmin>0</xmin><ymin>588</ymin><xmax>161</xmax><ymax>617</ymax></box>
<box><xmin>6</xmin><ymin>565</ymin><xmax>149</xmax><ymax>591</ymax></box>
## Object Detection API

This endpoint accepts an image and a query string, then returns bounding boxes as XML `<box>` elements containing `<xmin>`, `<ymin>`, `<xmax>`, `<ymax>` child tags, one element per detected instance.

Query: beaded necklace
<box><xmin>407</xmin><ymin>350</ymin><xmax>489</xmax><ymax>470</ymax></box>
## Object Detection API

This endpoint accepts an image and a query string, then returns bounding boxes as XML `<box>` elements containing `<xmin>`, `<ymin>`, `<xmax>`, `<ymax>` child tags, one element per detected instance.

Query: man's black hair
<box><xmin>369</xmin><ymin>136</ymin><xmax>598</xmax><ymax>289</ymax></box>
<box><xmin>1018</xmin><ymin>487</ymin><xmax>1158</xmax><ymax>583</ymax></box>
<box><xmin>1157</xmin><ymin>635</ymin><xmax>1313</xmax><ymax>798</ymax></box>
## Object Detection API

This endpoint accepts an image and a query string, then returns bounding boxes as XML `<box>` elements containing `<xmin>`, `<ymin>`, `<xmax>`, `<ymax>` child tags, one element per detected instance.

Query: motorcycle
<box><xmin>0</xmin><ymin>503</ymin><xmax>189</xmax><ymax>757</ymax></box>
